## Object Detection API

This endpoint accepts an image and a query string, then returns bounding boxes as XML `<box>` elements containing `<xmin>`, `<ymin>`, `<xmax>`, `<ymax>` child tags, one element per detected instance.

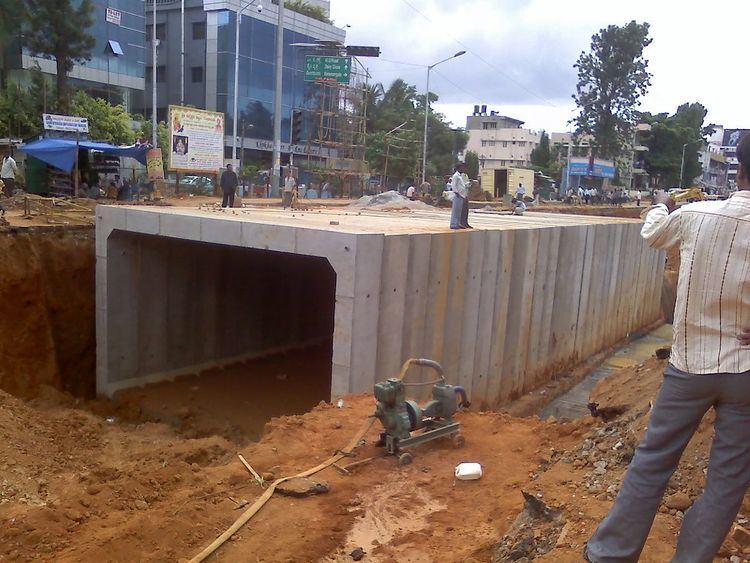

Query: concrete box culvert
<box><xmin>96</xmin><ymin>205</ymin><xmax>665</xmax><ymax>407</ymax></box>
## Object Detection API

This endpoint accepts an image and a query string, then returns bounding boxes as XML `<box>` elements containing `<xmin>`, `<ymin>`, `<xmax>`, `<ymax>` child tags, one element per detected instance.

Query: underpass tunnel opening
<box><xmin>106</xmin><ymin>232</ymin><xmax>336</xmax><ymax>441</ymax></box>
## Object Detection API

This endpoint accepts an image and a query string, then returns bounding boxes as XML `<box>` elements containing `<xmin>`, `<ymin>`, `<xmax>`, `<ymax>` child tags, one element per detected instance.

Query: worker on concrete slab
<box><xmin>220</xmin><ymin>164</ymin><xmax>238</xmax><ymax>208</ymax></box>
<box><xmin>2</xmin><ymin>150</ymin><xmax>18</xmax><ymax>197</ymax></box>
<box><xmin>449</xmin><ymin>162</ymin><xmax>471</xmax><ymax>229</ymax></box>
<box><xmin>282</xmin><ymin>168</ymin><xmax>296</xmax><ymax>209</ymax></box>
<box><xmin>586</xmin><ymin>132</ymin><xmax>750</xmax><ymax>563</ymax></box>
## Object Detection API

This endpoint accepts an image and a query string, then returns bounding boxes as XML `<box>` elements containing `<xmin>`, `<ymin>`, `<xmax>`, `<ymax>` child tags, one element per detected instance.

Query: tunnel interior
<box><xmin>105</xmin><ymin>231</ymin><xmax>336</xmax><ymax>440</ymax></box>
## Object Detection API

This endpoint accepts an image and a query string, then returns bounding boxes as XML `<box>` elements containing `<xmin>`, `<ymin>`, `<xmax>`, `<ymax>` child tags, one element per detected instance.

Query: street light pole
<box><xmin>232</xmin><ymin>0</ymin><xmax>262</xmax><ymax>168</ymax></box>
<box><xmin>180</xmin><ymin>0</ymin><xmax>185</xmax><ymax>106</ymax></box>
<box><xmin>271</xmin><ymin>0</ymin><xmax>284</xmax><ymax>196</ymax></box>
<box><xmin>680</xmin><ymin>140</ymin><xmax>701</xmax><ymax>188</ymax></box>
<box><xmin>421</xmin><ymin>51</ymin><xmax>465</xmax><ymax>184</ymax></box>
<box><xmin>151</xmin><ymin>0</ymin><xmax>158</xmax><ymax>146</ymax></box>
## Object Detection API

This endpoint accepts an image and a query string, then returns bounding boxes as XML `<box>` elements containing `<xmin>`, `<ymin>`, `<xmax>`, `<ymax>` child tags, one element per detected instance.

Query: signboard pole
<box><xmin>74</xmin><ymin>130</ymin><xmax>80</xmax><ymax>198</ymax></box>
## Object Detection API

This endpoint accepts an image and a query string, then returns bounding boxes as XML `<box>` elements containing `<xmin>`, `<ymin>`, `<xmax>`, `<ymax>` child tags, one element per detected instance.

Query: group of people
<box><xmin>568</xmin><ymin>186</ymin><xmax>643</xmax><ymax>206</ymax></box>
<box><xmin>218</xmin><ymin>165</ymin><xmax>334</xmax><ymax>209</ymax></box>
<box><xmin>83</xmin><ymin>174</ymin><xmax>133</xmax><ymax>201</ymax></box>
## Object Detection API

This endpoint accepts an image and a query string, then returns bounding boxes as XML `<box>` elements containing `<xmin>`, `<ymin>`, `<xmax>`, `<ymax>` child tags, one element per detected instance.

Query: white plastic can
<box><xmin>454</xmin><ymin>462</ymin><xmax>483</xmax><ymax>480</ymax></box>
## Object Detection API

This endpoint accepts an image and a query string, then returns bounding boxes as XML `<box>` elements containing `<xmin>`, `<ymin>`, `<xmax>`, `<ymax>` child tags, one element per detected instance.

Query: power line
<box><xmin>396</xmin><ymin>0</ymin><xmax>557</xmax><ymax>108</ymax></box>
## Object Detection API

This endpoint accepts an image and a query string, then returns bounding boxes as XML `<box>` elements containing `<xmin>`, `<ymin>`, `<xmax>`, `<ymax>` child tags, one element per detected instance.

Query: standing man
<box><xmin>516</xmin><ymin>182</ymin><xmax>526</xmax><ymax>201</ymax></box>
<box><xmin>586</xmin><ymin>132</ymin><xmax>750</xmax><ymax>563</ymax></box>
<box><xmin>282</xmin><ymin>168</ymin><xmax>296</xmax><ymax>209</ymax></box>
<box><xmin>449</xmin><ymin>162</ymin><xmax>471</xmax><ymax>229</ymax></box>
<box><xmin>636</xmin><ymin>189</ymin><xmax>642</xmax><ymax>207</ymax></box>
<box><xmin>220</xmin><ymin>163</ymin><xmax>238</xmax><ymax>208</ymax></box>
<box><xmin>1</xmin><ymin>150</ymin><xmax>18</xmax><ymax>197</ymax></box>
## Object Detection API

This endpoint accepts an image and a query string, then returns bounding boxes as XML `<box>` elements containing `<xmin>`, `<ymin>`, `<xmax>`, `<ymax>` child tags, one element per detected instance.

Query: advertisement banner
<box><xmin>43</xmin><ymin>113</ymin><xmax>89</xmax><ymax>133</ymax></box>
<box><xmin>722</xmin><ymin>129</ymin><xmax>750</xmax><ymax>147</ymax></box>
<box><xmin>568</xmin><ymin>157</ymin><xmax>615</xmax><ymax>179</ymax></box>
<box><xmin>146</xmin><ymin>148</ymin><xmax>165</xmax><ymax>181</ymax></box>
<box><xmin>168</xmin><ymin>106</ymin><xmax>224</xmax><ymax>173</ymax></box>
<box><xmin>106</xmin><ymin>7</ymin><xmax>122</xmax><ymax>25</ymax></box>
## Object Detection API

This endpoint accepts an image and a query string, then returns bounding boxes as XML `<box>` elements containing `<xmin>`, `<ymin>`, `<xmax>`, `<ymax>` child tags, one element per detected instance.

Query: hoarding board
<box><xmin>722</xmin><ymin>129</ymin><xmax>750</xmax><ymax>147</ymax></box>
<box><xmin>304</xmin><ymin>55</ymin><xmax>351</xmax><ymax>84</ymax></box>
<box><xmin>568</xmin><ymin>157</ymin><xmax>615</xmax><ymax>179</ymax></box>
<box><xmin>43</xmin><ymin>113</ymin><xmax>89</xmax><ymax>133</ymax></box>
<box><xmin>168</xmin><ymin>106</ymin><xmax>224</xmax><ymax>173</ymax></box>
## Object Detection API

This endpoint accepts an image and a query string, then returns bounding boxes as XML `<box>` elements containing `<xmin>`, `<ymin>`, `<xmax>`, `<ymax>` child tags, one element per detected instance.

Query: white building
<box><xmin>465</xmin><ymin>107</ymin><xmax>541</xmax><ymax>171</ymax></box>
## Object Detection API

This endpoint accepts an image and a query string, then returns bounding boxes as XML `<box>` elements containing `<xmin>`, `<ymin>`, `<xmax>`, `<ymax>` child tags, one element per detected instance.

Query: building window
<box><xmin>500</xmin><ymin>160</ymin><xmax>506</xmax><ymax>166</ymax></box>
<box><xmin>502</xmin><ymin>141</ymin><xmax>508</xmax><ymax>148</ymax></box>
<box><xmin>518</xmin><ymin>141</ymin><xmax>526</xmax><ymax>147</ymax></box>
<box><xmin>146</xmin><ymin>23</ymin><xmax>167</xmax><ymax>42</ymax></box>
<box><xmin>191</xmin><ymin>66</ymin><xmax>204</xmax><ymax>83</ymax></box>
<box><xmin>481</xmin><ymin>140</ymin><xmax>496</xmax><ymax>147</ymax></box>
<box><xmin>482</xmin><ymin>122</ymin><xmax>497</xmax><ymax>130</ymax></box>
<box><xmin>146</xmin><ymin>66</ymin><xmax>167</xmax><ymax>82</ymax></box>
<box><xmin>192</xmin><ymin>21</ymin><xmax>206</xmax><ymax>40</ymax></box>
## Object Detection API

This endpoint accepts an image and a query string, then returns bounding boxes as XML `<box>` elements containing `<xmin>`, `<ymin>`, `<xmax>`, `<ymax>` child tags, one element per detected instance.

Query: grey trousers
<box><xmin>587</xmin><ymin>364</ymin><xmax>750</xmax><ymax>563</ymax></box>
<box><xmin>450</xmin><ymin>194</ymin><xmax>468</xmax><ymax>229</ymax></box>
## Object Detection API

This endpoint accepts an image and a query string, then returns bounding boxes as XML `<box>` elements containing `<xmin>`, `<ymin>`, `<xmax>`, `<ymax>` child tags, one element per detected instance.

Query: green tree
<box><xmin>25</xmin><ymin>0</ymin><xmax>96</xmax><ymax>112</ymax></box>
<box><xmin>530</xmin><ymin>131</ymin><xmax>552</xmax><ymax>171</ymax></box>
<box><xmin>572</xmin><ymin>21</ymin><xmax>652</xmax><ymax>159</ymax></box>
<box><xmin>465</xmin><ymin>150</ymin><xmax>479</xmax><ymax>179</ymax></box>
<box><xmin>71</xmin><ymin>92</ymin><xmax>135</xmax><ymax>145</ymax></box>
<box><xmin>639</xmin><ymin>102</ymin><xmax>711</xmax><ymax>188</ymax></box>
<box><xmin>137</xmin><ymin>119</ymin><xmax>169</xmax><ymax>152</ymax></box>
<box><xmin>0</xmin><ymin>82</ymin><xmax>39</xmax><ymax>139</ymax></box>
<box><xmin>0</xmin><ymin>0</ymin><xmax>27</xmax><ymax>88</ymax></box>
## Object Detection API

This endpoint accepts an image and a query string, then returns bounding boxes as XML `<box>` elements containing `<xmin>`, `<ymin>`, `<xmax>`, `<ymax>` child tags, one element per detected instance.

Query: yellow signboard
<box><xmin>168</xmin><ymin>105</ymin><xmax>224</xmax><ymax>173</ymax></box>
<box><xmin>146</xmin><ymin>148</ymin><xmax>165</xmax><ymax>180</ymax></box>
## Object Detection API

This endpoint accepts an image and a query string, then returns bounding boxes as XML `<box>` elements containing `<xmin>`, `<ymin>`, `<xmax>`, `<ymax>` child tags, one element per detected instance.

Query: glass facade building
<box><xmin>11</xmin><ymin>0</ymin><xmax>146</xmax><ymax>112</ymax></box>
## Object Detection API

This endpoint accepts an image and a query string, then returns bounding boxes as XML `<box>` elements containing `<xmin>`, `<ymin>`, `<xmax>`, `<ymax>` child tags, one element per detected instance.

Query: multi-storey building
<box><xmin>146</xmin><ymin>0</ymin><xmax>346</xmax><ymax>162</ymax></box>
<box><xmin>7</xmin><ymin>0</ymin><xmax>147</xmax><ymax>114</ymax></box>
<box><xmin>464</xmin><ymin>107</ymin><xmax>541</xmax><ymax>171</ymax></box>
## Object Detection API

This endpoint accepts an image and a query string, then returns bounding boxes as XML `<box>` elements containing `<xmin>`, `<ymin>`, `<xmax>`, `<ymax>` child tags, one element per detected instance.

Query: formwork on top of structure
<box><xmin>96</xmin><ymin>205</ymin><xmax>665</xmax><ymax>408</ymax></box>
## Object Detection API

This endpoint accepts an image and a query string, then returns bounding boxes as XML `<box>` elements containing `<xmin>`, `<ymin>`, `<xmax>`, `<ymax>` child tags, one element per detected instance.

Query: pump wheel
<box><xmin>398</xmin><ymin>452</ymin><xmax>413</xmax><ymax>466</ymax></box>
<box><xmin>452</xmin><ymin>433</ymin><xmax>466</xmax><ymax>448</ymax></box>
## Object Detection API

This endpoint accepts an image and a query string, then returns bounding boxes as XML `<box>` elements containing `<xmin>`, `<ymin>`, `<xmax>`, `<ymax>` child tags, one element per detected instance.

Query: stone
<box><xmin>134</xmin><ymin>500</ymin><xmax>148</xmax><ymax>510</ymax></box>
<box><xmin>732</xmin><ymin>525</ymin><xmax>750</xmax><ymax>547</ymax></box>
<box><xmin>350</xmin><ymin>547</ymin><xmax>366</xmax><ymax>561</ymax></box>
<box><xmin>276</xmin><ymin>477</ymin><xmax>330</xmax><ymax>497</ymax></box>
<box><xmin>665</xmin><ymin>492</ymin><xmax>692</xmax><ymax>511</ymax></box>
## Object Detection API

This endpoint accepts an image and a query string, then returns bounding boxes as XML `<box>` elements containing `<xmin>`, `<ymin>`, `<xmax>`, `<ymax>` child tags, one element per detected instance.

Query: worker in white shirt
<box><xmin>586</xmin><ymin>132</ymin><xmax>750</xmax><ymax>563</ymax></box>
<box><xmin>1</xmin><ymin>150</ymin><xmax>18</xmax><ymax>197</ymax></box>
<box><xmin>282</xmin><ymin>168</ymin><xmax>296</xmax><ymax>209</ymax></box>
<box><xmin>449</xmin><ymin>162</ymin><xmax>471</xmax><ymax>229</ymax></box>
<box><xmin>406</xmin><ymin>184</ymin><xmax>416</xmax><ymax>200</ymax></box>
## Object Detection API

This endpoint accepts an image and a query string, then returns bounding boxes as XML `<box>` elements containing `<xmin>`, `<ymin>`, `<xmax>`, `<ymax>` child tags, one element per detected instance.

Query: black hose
<box><xmin>453</xmin><ymin>386</ymin><xmax>471</xmax><ymax>408</ymax></box>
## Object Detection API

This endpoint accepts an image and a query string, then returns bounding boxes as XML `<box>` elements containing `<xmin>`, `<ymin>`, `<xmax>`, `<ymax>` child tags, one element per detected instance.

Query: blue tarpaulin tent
<box><xmin>18</xmin><ymin>138</ymin><xmax>148</xmax><ymax>173</ymax></box>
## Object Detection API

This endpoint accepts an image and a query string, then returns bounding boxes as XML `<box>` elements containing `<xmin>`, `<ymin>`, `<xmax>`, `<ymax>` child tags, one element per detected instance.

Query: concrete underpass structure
<box><xmin>96</xmin><ymin>205</ymin><xmax>665</xmax><ymax>407</ymax></box>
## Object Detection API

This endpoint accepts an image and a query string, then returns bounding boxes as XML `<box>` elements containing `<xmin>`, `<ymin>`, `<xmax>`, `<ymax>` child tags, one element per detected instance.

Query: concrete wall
<box><xmin>97</xmin><ymin>207</ymin><xmax>665</xmax><ymax>406</ymax></box>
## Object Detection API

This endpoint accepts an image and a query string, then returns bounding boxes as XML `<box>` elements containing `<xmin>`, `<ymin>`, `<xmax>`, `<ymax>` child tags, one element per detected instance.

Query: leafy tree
<box><xmin>274</xmin><ymin>0</ymin><xmax>329</xmax><ymax>23</ymax></box>
<box><xmin>25</xmin><ymin>0</ymin><xmax>96</xmax><ymax>112</ymax></box>
<box><xmin>572</xmin><ymin>21</ymin><xmax>652</xmax><ymax>159</ymax></box>
<box><xmin>0</xmin><ymin>82</ymin><xmax>39</xmax><ymax>139</ymax></box>
<box><xmin>530</xmin><ymin>131</ymin><xmax>552</xmax><ymax>171</ymax></box>
<box><xmin>464</xmin><ymin>150</ymin><xmax>479</xmax><ymax>179</ymax></box>
<box><xmin>137</xmin><ymin>119</ymin><xmax>169</xmax><ymax>151</ymax></box>
<box><xmin>0</xmin><ymin>0</ymin><xmax>27</xmax><ymax>88</ymax></box>
<box><xmin>365</xmin><ymin>79</ymin><xmax>465</xmax><ymax>185</ymax></box>
<box><xmin>639</xmin><ymin>102</ymin><xmax>712</xmax><ymax>188</ymax></box>
<box><xmin>71</xmin><ymin>92</ymin><xmax>135</xmax><ymax>145</ymax></box>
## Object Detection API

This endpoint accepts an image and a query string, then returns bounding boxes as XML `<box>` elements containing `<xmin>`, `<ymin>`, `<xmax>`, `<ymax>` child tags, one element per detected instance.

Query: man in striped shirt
<box><xmin>586</xmin><ymin>132</ymin><xmax>750</xmax><ymax>563</ymax></box>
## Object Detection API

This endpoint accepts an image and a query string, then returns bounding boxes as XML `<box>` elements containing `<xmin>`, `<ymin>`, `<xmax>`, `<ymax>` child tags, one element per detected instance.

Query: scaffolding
<box><xmin>296</xmin><ymin>62</ymin><xmax>370</xmax><ymax>197</ymax></box>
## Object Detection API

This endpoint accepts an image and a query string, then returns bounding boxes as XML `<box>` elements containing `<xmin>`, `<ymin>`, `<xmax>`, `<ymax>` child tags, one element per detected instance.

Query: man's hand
<box><xmin>738</xmin><ymin>328</ymin><xmax>750</xmax><ymax>347</ymax></box>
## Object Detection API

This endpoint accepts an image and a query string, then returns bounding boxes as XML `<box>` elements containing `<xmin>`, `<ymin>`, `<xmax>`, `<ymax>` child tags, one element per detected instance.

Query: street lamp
<box><xmin>680</xmin><ymin>139</ymin><xmax>702</xmax><ymax>188</ymax></box>
<box><xmin>232</xmin><ymin>0</ymin><xmax>263</xmax><ymax>168</ymax></box>
<box><xmin>421</xmin><ymin>50</ymin><xmax>465</xmax><ymax>184</ymax></box>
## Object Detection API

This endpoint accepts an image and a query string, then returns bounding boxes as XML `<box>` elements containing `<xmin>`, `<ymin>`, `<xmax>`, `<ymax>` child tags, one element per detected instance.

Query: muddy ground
<box><xmin>2</xmin><ymin>355</ymin><xmax>749</xmax><ymax>562</ymax></box>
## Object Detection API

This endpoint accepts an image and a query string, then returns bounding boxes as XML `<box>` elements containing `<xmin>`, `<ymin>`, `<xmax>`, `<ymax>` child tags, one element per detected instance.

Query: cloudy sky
<box><xmin>330</xmin><ymin>0</ymin><xmax>749</xmax><ymax>133</ymax></box>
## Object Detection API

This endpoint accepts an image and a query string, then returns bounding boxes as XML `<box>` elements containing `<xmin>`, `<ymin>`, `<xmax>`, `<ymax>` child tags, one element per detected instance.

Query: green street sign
<box><xmin>304</xmin><ymin>55</ymin><xmax>352</xmax><ymax>84</ymax></box>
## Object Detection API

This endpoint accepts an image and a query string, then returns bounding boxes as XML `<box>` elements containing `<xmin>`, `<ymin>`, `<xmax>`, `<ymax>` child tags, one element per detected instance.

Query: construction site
<box><xmin>1</xmin><ymin>195</ymin><xmax>748</xmax><ymax>563</ymax></box>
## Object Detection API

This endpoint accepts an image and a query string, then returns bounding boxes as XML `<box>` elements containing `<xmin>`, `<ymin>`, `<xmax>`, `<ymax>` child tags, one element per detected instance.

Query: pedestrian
<box><xmin>220</xmin><ymin>163</ymin><xmax>238</xmax><ymax>208</ymax></box>
<box><xmin>511</xmin><ymin>197</ymin><xmax>526</xmax><ymax>216</ymax></box>
<box><xmin>585</xmin><ymin>132</ymin><xmax>750</xmax><ymax>563</ymax></box>
<box><xmin>516</xmin><ymin>182</ymin><xmax>525</xmax><ymax>200</ymax></box>
<box><xmin>449</xmin><ymin>162</ymin><xmax>471</xmax><ymax>229</ymax></box>
<box><xmin>282</xmin><ymin>168</ymin><xmax>296</xmax><ymax>209</ymax></box>
<box><xmin>406</xmin><ymin>184</ymin><xmax>416</xmax><ymax>200</ymax></box>
<box><xmin>636</xmin><ymin>189</ymin><xmax>642</xmax><ymax>207</ymax></box>
<box><xmin>1</xmin><ymin>150</ymin><xmax>18</xmax><ymax>197</ymax></box>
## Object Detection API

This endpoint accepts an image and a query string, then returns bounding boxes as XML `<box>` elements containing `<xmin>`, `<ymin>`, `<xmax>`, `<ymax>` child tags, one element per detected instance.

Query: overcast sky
<box><xmin>330</xmin><ymin>0</ymin><xmax>749</xmax><ymax>133</ymax></box>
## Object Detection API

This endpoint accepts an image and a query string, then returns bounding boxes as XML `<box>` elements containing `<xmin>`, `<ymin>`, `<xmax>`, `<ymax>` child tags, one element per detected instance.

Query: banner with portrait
<box><xmin>167</xmin><ymin>106</ymin><xmax>224</xmax><ymax>173</ymax></box>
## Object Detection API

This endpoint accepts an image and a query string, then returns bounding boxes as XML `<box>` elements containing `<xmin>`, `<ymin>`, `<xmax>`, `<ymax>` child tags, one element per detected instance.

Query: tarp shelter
<box><xmin>19</xmin><ymin>138</ymin><xmax>148</xmax><ymax>173</ymax></box>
